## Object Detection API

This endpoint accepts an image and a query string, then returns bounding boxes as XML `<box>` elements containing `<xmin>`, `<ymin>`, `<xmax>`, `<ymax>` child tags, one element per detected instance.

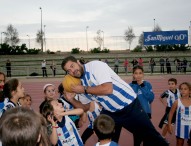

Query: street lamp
<box><xmin>1</xmin><ymin>32</ymin><xmax>5</xmax><ymax>44</ymax></box>
<box><xmin>39</xmin><ymin>7</ymin><xmax>43</xmax><ymax>52</ymax></box>
<box><xmin>101</xmin><ymin>30</ymin><xmax>104</xmax><ymax>49</ymax></box>
<box><xmin>189</xmin><ymin>21</ymin><xmax>191</xmax><ymax>46</ymax></box>
<box><xmin>153</xmin><ymin>18</ymin><xmax>156</xmax><ymax>31</ymax></box>
<box><xmin>44</xmin><ymin>25</ymin><xmax>46</xmax><ymax>52</ymax></box>
<box><xmin>26</xmin><ymin>35</ymin><xmax>30</xmax><ymax>49</ymax></box>
<box><xmin>86</xmin><ymin>26</ymin><xmax>89</xmax><ymax>51</ymax></box>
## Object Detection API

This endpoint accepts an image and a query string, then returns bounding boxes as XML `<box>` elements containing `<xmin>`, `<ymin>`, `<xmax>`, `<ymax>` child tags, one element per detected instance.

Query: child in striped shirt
<box><xmin>159</xmin><ymin>78</ymin><xmax>181</xmax><ymax>141</ymax></box>
<box><xmin>168</xmin><ymin>82</ymin><xmax>191</xmax><ymax>146</ymax></box>
<box><xmin>41</xmin><ymin>99</ymin><xmax>86</xmax><ymax>146</ymax></box>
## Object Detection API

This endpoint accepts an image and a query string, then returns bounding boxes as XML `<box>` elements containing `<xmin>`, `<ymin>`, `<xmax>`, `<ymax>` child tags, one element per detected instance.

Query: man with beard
<box><xmin>61</xmin><ymin>56</ymin><xmax>168</xmax><ymax>146</ymax></box>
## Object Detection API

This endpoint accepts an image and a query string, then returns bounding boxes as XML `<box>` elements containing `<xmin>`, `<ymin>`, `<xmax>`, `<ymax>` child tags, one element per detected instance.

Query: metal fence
<box><xmin>1</xmin><ymin>65</ymin><xmax>190</xmax><ymax>77</ymax></box>
<box><xmin>19</xmin><ymin>36</ymin><xmax>140</xmax><ymax>52</ymax></box>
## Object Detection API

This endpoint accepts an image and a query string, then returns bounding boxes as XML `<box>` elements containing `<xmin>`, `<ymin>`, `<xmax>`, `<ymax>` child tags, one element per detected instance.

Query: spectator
<box><xmin>149</xmin><ymin>58</ymin><xmax>156</xmax><ymax>74</ymax></box>
<box><xmin>138</xmin><ymin>57</ymin><xmax>144</xmax><ymax>67</ymax></box>
<box><xmin>41</xmin><ymin>60</ymin><xmax>48</xmax><ymax>77</ymax></box>
<box><xmin>104</xmin><ymin>59</ymin><xmax>109</xmax><ymax>64</ymax></box>
<box><xmin>6</xmin><ymin>59</ymin><xmax>11</xmax><ymax>77</ymax></box>
<box><xmin>123</xmin><ymin>58</ymin><xmax>129</xmax><ymax>75</ymax></box>
<box><xmin>159</xmin><ymin>56</ymin><xmax>165</xmax><ymax>74</ymax></box>
<box><xmin>166</xmin><ymin>58</ymin><xmax>171</xmax><ymax>74</ymax></box>
<box><xmin>174</xmin><ymin>57</ymin><xmax>181</xmax><ymax>73</ymax></box>
<box><xmin>131</xmin><ymin>58</ymin><xmax>138</xmax><ymax>67</ymax></box>
<box><xmin>50</xmin><ymin>60</ymin><xmax>56</xmax><ymax>77</ymax></box>
<box><xmin>114</xmin><ymin>57</ymin><xmax>120</xmax><ymax>74</ymax></box>
<box><xmin>182</xmin><ymin>58</ymin><xmax>188</xmax><ymax>74</ymax></box>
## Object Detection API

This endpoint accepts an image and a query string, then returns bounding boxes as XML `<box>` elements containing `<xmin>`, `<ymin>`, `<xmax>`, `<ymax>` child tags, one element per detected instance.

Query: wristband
<box><xmin>52</xmin><ymin>126</ymin><xmax>59</xmax><ymax>128</ymax></box>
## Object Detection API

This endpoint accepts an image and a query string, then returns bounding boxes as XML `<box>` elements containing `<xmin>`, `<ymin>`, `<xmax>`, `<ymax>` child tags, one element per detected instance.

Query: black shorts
<box><xmin>159</xmin><ymin>107</ymin><xmax>176</xmax><ymax>129</ymax></box>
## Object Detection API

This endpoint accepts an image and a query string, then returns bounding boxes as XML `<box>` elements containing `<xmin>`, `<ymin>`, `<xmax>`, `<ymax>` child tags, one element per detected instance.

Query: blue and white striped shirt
<box><xmin>176</xmin><ymin>98</ymin><xmax>191</xmax><ymax>139</ymax></box>
<box><xmin>57</xmin><ymin>116</ymin><xmax>83</xmax><ymax>146</ymax></box>
<box><xmin>161</xmin><ymin>89</ymin><xmax>180</xmax><ymax>107</ymax></box>
<box><xmin>87</xmin><ymin>102</ymin><xmax>102</xmax><ymax>129</ymax></box>
<box><xmin>0</xmin><ymin>98</ymin><xmax>8</xmax><ymax>116</ymax></box>
<box><xmin>81</xmin><ymin>61</ymin><xmax>136</xmax><ymax>112</ymax></box>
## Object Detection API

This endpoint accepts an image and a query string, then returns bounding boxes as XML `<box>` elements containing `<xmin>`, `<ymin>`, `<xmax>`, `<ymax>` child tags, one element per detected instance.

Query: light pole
<box><xmin>1</xmin><ymin>32</ymin><xmax>5</xmax><ymax>45</ymax></box>
<box><xmin>39</xmin><ymin>7</ymin><xmax>43</xmax><ymax>52</ymax></box>
<box><xmin>26</xmin><ymin>35</ymin><xmax>30</xmax><ymax>49</ymax></box>
<box><xmin>101</xmin><ymin>30</ymin><xmax>104</xmax><ymax>49</ymax></box>
<box><xmin>44</xmin><ymin>25</ymin><xmax>46</xmax><ymax>52</ymax></box>
<box><xmin>189</xmin><ymin>21</ymin><xmax>191</xmax><ymax>46</ymax></box>
<box><xmin>153</xmin><ymin>18</ymin><xmax>156</xmax><ymax>31</ymax></box>
<box><xmin>86</xmin><ymin>26</ymin><xmax>89</xmax><ymax>51</ymax></box>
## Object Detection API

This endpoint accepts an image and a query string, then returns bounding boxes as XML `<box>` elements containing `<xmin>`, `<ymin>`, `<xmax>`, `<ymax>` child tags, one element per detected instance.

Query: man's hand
<box><xmin>71</xmin><ymin>84</ymin><xmax>85</xmax><ymax>94</ymax></box>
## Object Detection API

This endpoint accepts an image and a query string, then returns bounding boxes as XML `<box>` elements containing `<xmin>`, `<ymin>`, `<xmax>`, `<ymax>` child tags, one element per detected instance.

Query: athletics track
<box><xmin>18</xmin><ymin>74</ymin><xmax>191</xmax><ymax>146</ymax></box>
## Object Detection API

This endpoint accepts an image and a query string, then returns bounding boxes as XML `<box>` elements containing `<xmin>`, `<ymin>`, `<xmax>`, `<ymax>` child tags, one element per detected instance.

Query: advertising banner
<box><xmin>144</xmin><ymin>30</ymin><xmax>188</xmax><ymax>45</ymax></box>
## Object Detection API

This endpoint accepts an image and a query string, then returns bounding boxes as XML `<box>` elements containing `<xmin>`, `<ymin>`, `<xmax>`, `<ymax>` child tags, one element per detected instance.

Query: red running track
<box><xmin>19</xmin><ymin>74</ymin><xmax>191</xmax><ymax>146</ymax></box>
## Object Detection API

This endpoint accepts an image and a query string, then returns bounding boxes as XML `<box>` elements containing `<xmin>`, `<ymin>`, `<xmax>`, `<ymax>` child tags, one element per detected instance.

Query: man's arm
<box><xmin>71</xmin><ymin>82</ymin><xmax>113</xmax><ymax>95</ymax></box>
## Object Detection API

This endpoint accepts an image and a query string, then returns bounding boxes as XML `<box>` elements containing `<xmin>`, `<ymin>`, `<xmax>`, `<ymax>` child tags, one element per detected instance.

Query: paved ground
<box><xmin>16</xmin><ymin>74</ymin><xmax>191</xmax><ymax>146</ymax></box>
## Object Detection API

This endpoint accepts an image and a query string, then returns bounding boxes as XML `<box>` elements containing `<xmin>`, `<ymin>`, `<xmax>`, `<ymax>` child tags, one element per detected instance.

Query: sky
<box><xmin>1</xmin><ymin>0</ymin><xmax>191</xmax><ymax>51</ymax></box>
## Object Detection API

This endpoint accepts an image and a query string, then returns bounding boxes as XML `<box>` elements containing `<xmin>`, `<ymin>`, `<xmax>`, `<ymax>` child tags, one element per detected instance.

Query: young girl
<box><xmin>58</xmin><ymin>83</ymin><xmax>81</xmax><ymax>129</ymax></box>
<box><xmin>41</xmin><ymin>99</ymin><xmax>85</xmax><ymax>146</ymax></box>
<box><xmin>0</xmin><ymin>72</ymin><xmax>8</xmax><ymax>113</ymax></box>
<box><xmin>39</xmin><ymin>84</ymin><xmax>57</xmax><ymax>113</ymax></box>
<box><xmin>129</xmin><ymin>65</ymin><xmax>154</xmax><ymax>119</ymax></box>
<box><xmin>19</xmin><ymin>94</ymin><xmax>32</xmax><ymax>109</ymax></box>
<box><xmin>0</xmin><ymin>78</ymin><xmax>25</xmax><ymax>117</ymax></box>
<box><xmin>168</xmin><ymin>82</ymin><xmax>191</xmax><ymax>146</ymax></box>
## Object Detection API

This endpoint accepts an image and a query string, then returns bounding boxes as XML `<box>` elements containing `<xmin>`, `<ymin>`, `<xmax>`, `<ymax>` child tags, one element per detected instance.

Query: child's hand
<box><xmin>167</xmin><ymin>124</ymin><xmax>172</xmax><ymax>134</ymax></box>
<box><xmin>78</xmin><ymin>112</ymin><xmax>87</xmax><ymax>127</ymax></box>
<box><xmin>64</xmin><ymin>91</ymin><xmax>76</xmax><ymax>102</ymax></box>
<box><xmin>47</xmin><ymin>114</ymin><xmax>57</xmax><ymax>125</ymax></box>
<box><xmin>78</xmin><ymin>119</ymin><xmax>84</xmax><ymax>128</ymax></box>
<box><xmin>54</xmin><ymin>110</ymin><xmax>65</xmax><ymax>118</ymax></box>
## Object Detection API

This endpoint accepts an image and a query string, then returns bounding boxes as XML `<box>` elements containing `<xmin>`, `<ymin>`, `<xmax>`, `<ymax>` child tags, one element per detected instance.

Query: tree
<box><xmin>138</xmin><ymin>32</ymin><xmax>144</xmax><ymax>47</ymax></box>
<box><xmin>4</xmin><ymin>24</ymin><xmax>20</xmax><ymax>46</ymax></box>
<box><xmin>124</xmin><ymin>26</ymin><xmax>135</xmax><ymax>50</ymax></box>
<box><xmin>36</xmin><ymin>30</ymin><xmax>44</xmax><ymax>51</ymax></box>
<box><xmin>153</xmin><ymin>24</ymin><xmax>162</xmax><ymax>32</ymax></box>
<box><xmin>94</xmin><ymin>30</ymin><xmax>103</xmax><ymax>49</ymax></box>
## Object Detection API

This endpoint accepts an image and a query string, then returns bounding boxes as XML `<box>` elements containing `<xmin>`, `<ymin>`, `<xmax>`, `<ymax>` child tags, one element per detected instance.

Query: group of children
<box><xmin>130</xmin><ymin>66</ymin><xmax>191</xmax><ymax>146</ymax></box>
<box><xmin>0</xmin><ymin>71</ymin><xmax>117</xmax><ymax>146</ymax></box>
<box><xmin>159</xmin><ymin>79</ymin><xmax>191</xmax><ymax>146</ymax></box>
<box><xmin>0</xmin><ymin>67</ymin><xmax>191</xmax><ymax>146</ymax></box>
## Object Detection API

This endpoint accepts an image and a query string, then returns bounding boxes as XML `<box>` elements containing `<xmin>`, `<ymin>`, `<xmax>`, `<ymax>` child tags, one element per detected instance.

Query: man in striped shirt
<box><xmin>61</xmin><ymin>56</ymin><xmax>168</xmax><ymax>146</ymax></box>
